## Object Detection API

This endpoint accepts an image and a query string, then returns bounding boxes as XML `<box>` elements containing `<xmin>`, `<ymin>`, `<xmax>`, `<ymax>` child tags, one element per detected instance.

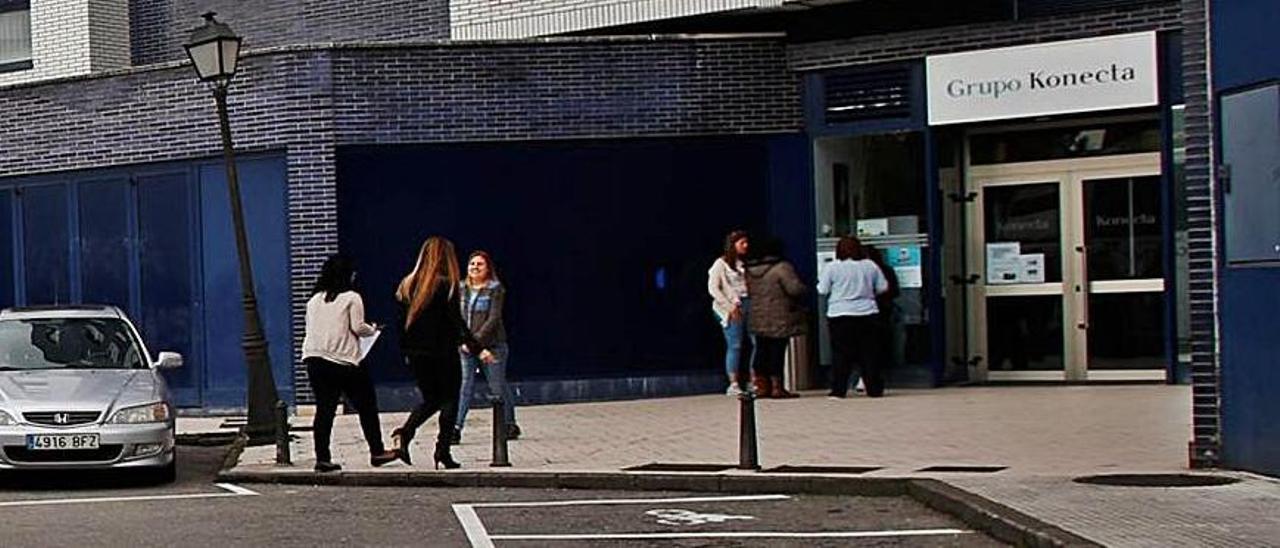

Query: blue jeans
<box><xmin>719</xmin><ymin>298</ymin><xmax>754</xmax><ymax>378</ymax></box>
<box><xmin>456</xmin><ymin>343</ymin><xmax>516</xmax><ymax>433</ymax></box>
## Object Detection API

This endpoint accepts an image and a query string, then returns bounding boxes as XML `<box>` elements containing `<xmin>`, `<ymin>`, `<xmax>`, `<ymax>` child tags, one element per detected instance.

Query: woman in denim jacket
<box><xmin>452</xmin><ymin>250</ymin><xmax>520</xmax><ymax>444</ymax></box>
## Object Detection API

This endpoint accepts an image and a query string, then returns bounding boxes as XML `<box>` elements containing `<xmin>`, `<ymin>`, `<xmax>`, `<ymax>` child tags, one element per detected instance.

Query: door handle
<box><xmin>1076</xmin><ymin>244</ymin><xmax>1088</xmax><ymax>330</ymax></box>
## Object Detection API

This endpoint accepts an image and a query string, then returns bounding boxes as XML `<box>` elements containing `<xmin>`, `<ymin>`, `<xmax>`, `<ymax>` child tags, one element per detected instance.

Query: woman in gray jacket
<box><xmin>452</xmin><ymin>250</ymin><xmax>520</xmax><ymax>444</ymax></box>
<box><xmin>744</xmin><ymin>237</ymin><xmax>806</xmax><ymax>398</ymax></box>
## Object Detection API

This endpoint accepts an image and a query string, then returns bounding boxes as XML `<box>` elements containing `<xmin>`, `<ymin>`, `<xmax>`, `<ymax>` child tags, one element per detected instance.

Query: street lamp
<box><xmin>184</xmin><ymin>12</ymin><xmax>281</xmax><ymax>444</ymax></box>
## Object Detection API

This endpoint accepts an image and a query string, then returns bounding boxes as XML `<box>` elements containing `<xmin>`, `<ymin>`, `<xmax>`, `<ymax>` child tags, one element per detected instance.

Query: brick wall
<box><xmin>127</xmin><ymin>0</ymin><xmax>450</xmax><ymax>67</ymax></box>
<box><xmin>449</xmin><ymin>0</ymin><xmax>782</xmax><ymax>40</ymax></box>
<box><xmin>1180</xmin><ymin>0</ymin><xmax>1219</xmax><ymax>469</ymax></box>
<box><xmin>0</xmin><ymin>35</ymin><xmax>797</xmax><ymax>402</ymax></box>
<box><xmin>0</xmin><ymin>0</ymin><xmax>131</xmax><ymax>87</ymax></box>
<box><xmin>331</xmin><ymin>38</ymin><xmax>800</xmax><ymax>144</ymax></box>
<box><xmin>88</xmin><ymin>0</ymin><xmax>131</xmax><ymax>71</ymax></box>
<box><xmin>787</xmin><ymin>2</ymin><xmax>1181</xmax><ymax>71</ymax></box>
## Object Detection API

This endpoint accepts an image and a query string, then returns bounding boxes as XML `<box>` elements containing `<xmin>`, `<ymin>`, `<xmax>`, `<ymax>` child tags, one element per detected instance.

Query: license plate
<box><xmin>26</xmin><ymin>434</ymin><xmax>100</xmax><ymax>451</ymax></box>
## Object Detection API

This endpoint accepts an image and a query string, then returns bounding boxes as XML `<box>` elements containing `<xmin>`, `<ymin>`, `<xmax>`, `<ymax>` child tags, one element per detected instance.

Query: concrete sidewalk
<box><xmin>208</xmin><ymin>385</ymin><xmax>1280</xmax><ymax>546</ymax></box>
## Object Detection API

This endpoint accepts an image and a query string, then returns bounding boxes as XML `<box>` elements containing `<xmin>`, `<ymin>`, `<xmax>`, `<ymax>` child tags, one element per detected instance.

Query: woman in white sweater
<box><xmin>301</xmin><ymin>255</ymin><xmax>399</xmax><ymax>472</ymax></box>
<box><xmin>707</xmin><ymin>230</ymin><xmax>752</xmax><ymax>396</ymax></box>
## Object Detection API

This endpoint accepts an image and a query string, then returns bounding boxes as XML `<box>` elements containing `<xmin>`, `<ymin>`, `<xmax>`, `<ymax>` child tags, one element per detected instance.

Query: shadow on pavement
<box><xmin>0</xmin><ymin>444</ymin><xmax>228</xmax><ymax>492</ymax></box>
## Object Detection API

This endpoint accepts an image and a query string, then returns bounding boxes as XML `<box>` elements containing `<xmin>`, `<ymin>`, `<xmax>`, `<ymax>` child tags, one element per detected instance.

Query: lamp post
<box><xmin>184</xmin><ymin>13</ymin><xmax>281</xmax><ymax>444</ymax></box>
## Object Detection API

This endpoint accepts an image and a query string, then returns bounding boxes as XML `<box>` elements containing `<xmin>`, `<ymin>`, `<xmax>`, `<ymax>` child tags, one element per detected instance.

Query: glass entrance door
<box><xmin>967</xmin><ymin>153</ymin><xmax>1166</xmax><ymax>381</ymax></box>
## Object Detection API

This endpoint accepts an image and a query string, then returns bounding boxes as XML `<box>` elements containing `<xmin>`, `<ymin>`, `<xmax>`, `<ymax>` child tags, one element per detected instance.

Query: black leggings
<box><xmin>752</xmin><ymin>336</ymin><xmax>789</xmax><ymax>378</ymax></box>
<box><xmin>399</xmin><ymin>353</ymin><xmax>462</xmax><ymax>445</ymax></box>
<box><xmin>304</xmin><ymin>357</ymin><xmax>386</xmax><ymax>462</ymax></box>
<box><xmin>829</xmin><ymin>314</ymin><xmax>885</xmax><ymax>397</ymax></box>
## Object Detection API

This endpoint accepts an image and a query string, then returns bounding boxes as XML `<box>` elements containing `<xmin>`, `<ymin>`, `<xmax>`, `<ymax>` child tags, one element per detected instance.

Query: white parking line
<box><xmin>0</xmin><ymin>483</ymin><xmax>259</xmax><ymax>508</ymax></box>
<box><xmin>489</xmin><ymin>529</ymin><xmax>973</xmax><ymax>541</ymax></box>
<box><xmin>466</xmin><ymin>494</ymin><xmax>790</xmax><ymax>508</ymax></box>
<box><xmin>455</xmin><ymin>494</ymin><xmax>791</xmax><ymax>547</ymax></box>
<box><xmin>451</xmin><ymin>493</ymin><xmax>972</xmax><ymax>547</ymax></box>
<box><xmin>454</xmin><ymin>504</ymin><xmax>495</xmax><ymax>548</ymax></box>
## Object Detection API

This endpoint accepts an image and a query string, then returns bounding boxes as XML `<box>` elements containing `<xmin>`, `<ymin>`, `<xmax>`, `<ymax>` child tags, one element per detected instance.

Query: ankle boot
<box><xmin>752</xmin><ymin>376</ymin><xmax>771</xmax><ymax>397</ymax></box>
<box><xmin>391</xmin><ymin>427</ymin><xmax>415</xmax><ymax>465</ymax></box>
<box><xmin>770</xmin><ymin>377</ymin><xmax>799</xmax><ymax>398</ymax></box>
<box><xmin>433</xmin><ymin>442</ymin><xmax>460</xmax><ymax>470</ymax></box>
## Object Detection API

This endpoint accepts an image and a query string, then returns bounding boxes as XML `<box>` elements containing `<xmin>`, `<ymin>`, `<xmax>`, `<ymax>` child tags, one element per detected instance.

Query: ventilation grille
<box><xmin>823</xmin><ymin>65</ymin><xmax>913</xmax><ymax>124</ymax></box>
<box><xmin>24</xmin><ymin>411</ymin><xmax>101</xmax><ymax>427</ymax></box>
<box><xmin>1017</xmin><ymin>0</ymin><xmax>1160</xmax><ymax>18</ymax></box>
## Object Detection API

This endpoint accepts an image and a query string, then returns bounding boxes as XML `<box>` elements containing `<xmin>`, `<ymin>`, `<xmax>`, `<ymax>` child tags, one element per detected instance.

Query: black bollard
<box><xmin>738</xmin><ymin>391</ymin><xmax>760</xmax><ymax>471</ymax></box>
<box><xmin>275</xmin><ymin>400</ymin><xmax>292</xmax><ymax>466</ymax></box>
<box><xmin>490</xmin><ymin>396</ymin><xmax>511</xmax><ymax>467</ymax></box>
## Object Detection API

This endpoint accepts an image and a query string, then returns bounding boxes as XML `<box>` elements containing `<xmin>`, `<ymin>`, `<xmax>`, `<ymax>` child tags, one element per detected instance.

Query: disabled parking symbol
<box><xmin>645</xmin><ymin>508</ymin><xmax>756</xmax><ymax>526</ymax></box>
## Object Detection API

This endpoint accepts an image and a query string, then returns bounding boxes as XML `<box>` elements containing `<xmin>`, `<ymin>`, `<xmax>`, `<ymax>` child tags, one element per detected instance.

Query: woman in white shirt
<box><xmin>817</xmin><ymin>236</ymin><xmax>890</xmax><ymax>398</ymax></box>
<box><xmin>707</xmin><ymin>230</ymin><xmax>751</xmax><ymax>396</ymax></box>
<box><xmin>301</xmin><ymin>254</ymin><xmax>399</xmax><ymax>472</ymax></box>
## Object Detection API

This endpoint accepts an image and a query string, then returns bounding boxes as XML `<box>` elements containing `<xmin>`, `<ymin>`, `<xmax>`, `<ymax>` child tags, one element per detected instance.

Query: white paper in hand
<box><xmin>358</xmin><ymin>330</ymin><xmax>381</xmax><ymax>363</ymax></box>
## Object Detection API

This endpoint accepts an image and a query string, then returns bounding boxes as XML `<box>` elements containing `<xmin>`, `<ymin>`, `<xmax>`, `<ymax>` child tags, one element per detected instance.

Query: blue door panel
<box><xmin>199</xmin><ymin>157</ymin><xmax>293</xmax><ymax>407</ymax></box>
<box><xmin>1221</xmin><ymin>267</ymin><xmax>1280</xmax><ymax>475</ymax></box>
<box><xmin>77</xmin><ymin>179</ymin><xmax>132</xmax><ymax>310</ymax></box>
<box><xmin>0</xmin><ymin>191</ymin><xmax>13</xmax><ymax>309</ymax></box>
<box><xmin>22</xmin><ymin>184</ymin><xmax>71</xmax><ymax>305</ymax></box>
<box><xmin>138</xmin><ymin>172</ymin><xmax>201</xmax><ymax>407</ymax></box>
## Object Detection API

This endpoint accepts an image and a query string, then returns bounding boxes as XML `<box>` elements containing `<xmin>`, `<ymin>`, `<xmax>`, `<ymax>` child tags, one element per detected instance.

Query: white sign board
<box><xmin>926</xmin><ymin>32</ymin><xmax>1158</xmax><ymax>125</ymax></box>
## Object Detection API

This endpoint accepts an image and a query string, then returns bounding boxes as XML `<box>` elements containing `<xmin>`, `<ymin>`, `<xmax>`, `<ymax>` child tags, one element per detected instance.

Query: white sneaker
<box><xmin>855</xmin><ymin>379</ymin><xmax>866</xmax><ymax>393</ymax></box>
<box><xmin>726</xmin><ymin>384</ymin><xmax>743</xmax><ymax>397</ymax></box>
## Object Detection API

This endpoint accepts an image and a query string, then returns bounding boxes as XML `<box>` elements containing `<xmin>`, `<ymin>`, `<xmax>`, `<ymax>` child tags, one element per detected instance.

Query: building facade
<box><xmin>3</xmin><ymin>0</ymin><xmax>1245</xmax><ymax>475</ymax></box>
<box><xmin>1207</xmin><ymin>0</ymin><xmax>1280</xmax><ymax>477</ymax></box>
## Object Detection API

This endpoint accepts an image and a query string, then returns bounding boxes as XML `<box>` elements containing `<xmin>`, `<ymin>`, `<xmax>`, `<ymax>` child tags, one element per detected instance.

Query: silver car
<box><xmin>0</xmin><ymin>305</ymin><xmax>182</xmax><ymax>482</ymax></box>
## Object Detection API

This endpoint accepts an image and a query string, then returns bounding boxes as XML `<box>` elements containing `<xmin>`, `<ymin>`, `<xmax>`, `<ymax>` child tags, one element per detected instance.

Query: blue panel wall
<box><xmin>337</xmin><ymin>137</ymin><xmax>778</xmax><ymax>399</ymax></box>
<box><xmin>78</xmin><ymin>179</ymin><xmax>132</xmax><ymax>308</ymax></box>
<box><xmin>1212</xmin><ymin>1</ymin><xmax>1280</xmax><ymax>92</ymax></box>
<box><xmin>0</xmin><ymin>191</ymin><xmax>12</xmax><ymax>309</ymax></box>
<box><xmin>21</xmin><ymin>185</ymin><xmax>71</xmax><ymax>305</ymax></box>
<box><xmin>1220</xmin><ymin>268</ymin><xmax>1280</xmax><ymax>474</ymax></box>
<box><xmin>199</xmin><ymin>157</ymin><xmax>294</xmax><ymax>408</ymax></box>
<box><xmin>138</xmin><ymin>172</ymin><xmax>202</xmax><ymax>408</ymax></box>
<box><xmin>1212</xmin><ymin>0</ymin><xmax>1280</xmax><ymax>476</ymax></box>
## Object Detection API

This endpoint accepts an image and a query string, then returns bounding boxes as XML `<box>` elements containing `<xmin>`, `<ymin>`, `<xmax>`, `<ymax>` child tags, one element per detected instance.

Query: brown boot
<box><xmin>752</xmin><ymin>376</ymin><xmax>772</xmax><ymax>397</ymax></box>
<box><xmin>770</xmin><ymin>377</ymin><xmax>799</xmax><ymax>399</ymax></box>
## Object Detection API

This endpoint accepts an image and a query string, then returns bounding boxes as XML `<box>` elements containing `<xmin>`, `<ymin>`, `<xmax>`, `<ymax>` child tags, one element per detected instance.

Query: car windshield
<box><xmin>0</xmin><ymin>318</ymin><xmax>146</xmax><ymax>371</ymax></box>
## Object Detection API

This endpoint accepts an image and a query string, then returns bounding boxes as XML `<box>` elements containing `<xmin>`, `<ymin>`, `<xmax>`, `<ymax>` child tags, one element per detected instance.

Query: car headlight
<box><xmin>108</xmin><ymin>402</ymin><xmax>171</xmax><ymax>424</ymax></box>
<box><xmin>0</xmin><ymin>410</ymin><xmax>15</xmax><ymax>426</ymax></box>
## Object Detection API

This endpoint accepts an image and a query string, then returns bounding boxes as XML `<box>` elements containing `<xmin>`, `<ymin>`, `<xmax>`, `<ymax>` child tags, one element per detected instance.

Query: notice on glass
<box><xmin>358</xmin><ymin>329</ymin><xmax>381</xmax><ymax>362</ymax></box>
<box><xmin>885</xmin><ymin>245</ymin><xmax>923</xmax><ymax>288</ymax></box>
<box><xmin>1019</xmin><ymin>253</ymin><xmax>1046</xmax><ymax>284</ymax></box>
<box><xmin>986</xmin><ymin>242</ymin><xmax>1022</xmax><ymax>284</ymax></box>
<box><xmin>856</xmin><ymin>218</ymin><xmax>889</xmax><ymax>237</ymax></box>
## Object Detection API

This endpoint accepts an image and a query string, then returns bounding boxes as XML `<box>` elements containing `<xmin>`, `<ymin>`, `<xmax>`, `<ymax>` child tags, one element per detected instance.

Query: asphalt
<box><xmin>0</xmin><ymin>444</ymin><xmax>1008</xmax><ymax>547</ymax></box>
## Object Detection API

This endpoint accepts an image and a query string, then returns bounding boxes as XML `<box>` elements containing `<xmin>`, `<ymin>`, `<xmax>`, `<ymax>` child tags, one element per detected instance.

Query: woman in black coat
<box><xmin>391</xmin><ymin>236</ymin><xmax>493</xmax><ymax>469</ymax></box>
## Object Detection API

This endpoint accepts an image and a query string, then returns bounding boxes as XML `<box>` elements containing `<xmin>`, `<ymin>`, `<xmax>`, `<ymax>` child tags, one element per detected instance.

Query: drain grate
<box><xmin>624</xmin><ymin>463</ymin><xmax>737</xmax><ymax>472</ymax></box>
<box><xmin>1073</xmin><ymin>474</ymin><xmax>1239</xmax><ymax>487</ymax></box>
<box><xmin>763</xmin><ymin>465</ymin><xmax>882</xmax><ymax>474</ymax></box>
<box><xmin>916</xmin><ymin>465</ymin><xmax>1008</xmax><ymax>473</ymax></box>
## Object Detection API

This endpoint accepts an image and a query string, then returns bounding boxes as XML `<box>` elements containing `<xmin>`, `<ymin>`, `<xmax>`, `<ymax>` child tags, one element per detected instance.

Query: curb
<box><xmin>217</xmin><ymin>468</ymin><xmax>1099</xmax><ymax>547</ymax></box>
<box><xmin>907</xmin><ymin>479</ymin><xmax>1101</xmax><ymax>548</ymax></box>
<box><xmin>177</xmin><ymin>431</ymin><xmax>243</xmax><ymax>447</ymax></box>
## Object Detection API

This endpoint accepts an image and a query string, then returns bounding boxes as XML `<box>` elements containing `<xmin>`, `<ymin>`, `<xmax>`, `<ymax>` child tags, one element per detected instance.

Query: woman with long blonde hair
<box><xmin>390</xmin><ymin>237</ymin><xmax>492</xmax><ymax>469</ymax></box>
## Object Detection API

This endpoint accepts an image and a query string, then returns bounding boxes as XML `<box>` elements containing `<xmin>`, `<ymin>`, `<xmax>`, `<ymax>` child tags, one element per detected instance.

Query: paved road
<box><xmin>0</xmin><ymin>446</ymin><xmax>1004</xmax><ymax>547</ymax></box>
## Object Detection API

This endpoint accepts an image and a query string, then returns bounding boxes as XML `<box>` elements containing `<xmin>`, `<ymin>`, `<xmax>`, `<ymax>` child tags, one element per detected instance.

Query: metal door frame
<box><xmin>965</xmin><ymin>153</ymin><xmax>1164</xmax><ymax>382</ymax></box>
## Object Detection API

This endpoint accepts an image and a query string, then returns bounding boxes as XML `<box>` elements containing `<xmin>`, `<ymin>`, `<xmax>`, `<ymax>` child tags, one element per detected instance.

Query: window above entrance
<box><xmin>969</xmin><ymin>119</ymin><xmax>1161</xmax><ymax>165</ymax></box>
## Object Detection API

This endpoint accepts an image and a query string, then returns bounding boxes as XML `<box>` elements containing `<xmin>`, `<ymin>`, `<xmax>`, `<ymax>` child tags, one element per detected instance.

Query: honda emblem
<box><xmin>53</xmin><ymin>413</ymin><xmax>70</xmax><ymax>424</ymax></box>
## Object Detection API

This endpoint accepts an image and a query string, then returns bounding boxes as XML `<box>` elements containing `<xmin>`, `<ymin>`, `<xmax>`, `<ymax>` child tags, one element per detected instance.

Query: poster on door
<box><xmin>885</xmin><ymin>245</ymin><xmax>923</xmax><ymax>288</ymax></box>
<box><xmin>987</xmin><ymin>243</ymin><xmax>1047</xmax><ymax>284</ymax></box>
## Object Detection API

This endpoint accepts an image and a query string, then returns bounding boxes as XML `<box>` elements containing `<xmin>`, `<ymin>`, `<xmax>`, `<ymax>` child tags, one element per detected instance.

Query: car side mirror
<box><xmin>155</xmin><ymin>352</ymin><xmax>184</xmax><ymax>370</ymax></box>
